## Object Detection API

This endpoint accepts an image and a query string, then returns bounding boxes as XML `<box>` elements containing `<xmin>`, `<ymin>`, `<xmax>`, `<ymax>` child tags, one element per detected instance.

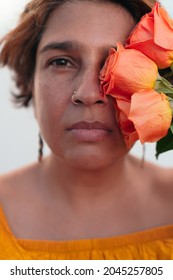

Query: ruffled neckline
<box><xmin>0</xmin><ymin>206</ymin><xmax>173</xmax><ymax>253</ymax></box>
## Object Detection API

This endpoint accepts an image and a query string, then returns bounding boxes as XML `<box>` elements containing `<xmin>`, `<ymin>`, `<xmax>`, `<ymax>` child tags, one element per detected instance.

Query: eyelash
<box><xmin>48</xmin><ymin>58</ymin><xmax>74</xmax><ymax>68</ymax></box>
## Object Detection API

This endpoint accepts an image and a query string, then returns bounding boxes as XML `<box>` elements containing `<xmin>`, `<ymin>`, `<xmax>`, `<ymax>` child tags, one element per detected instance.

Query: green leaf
<box><xmin>156</xmin><ymin>129</ymin><xmax>173</xmax><ymax>159</ymax></box>
<box><xmin>167</xmin><ymin>97</ymin><xmax>173</xmax><ymax>114</ymax></box>
<box><xmin>159</xmin><ymin>67</ymin><xmax>173</xmax><ymax>82</ymax></box>
<box><xmin>171</xmin><ymin>63</ymin><xmax>173</xmax><ymax>72</ymax></box>
<box><xmin>154</xmin><ymin>75</ymin><xmax>173</xmax><ymax>98</ymax></box>
<box><xmin>170</xmin><ymin>123</ymin><xmax>173</xmax><ymax>134</ymax></box>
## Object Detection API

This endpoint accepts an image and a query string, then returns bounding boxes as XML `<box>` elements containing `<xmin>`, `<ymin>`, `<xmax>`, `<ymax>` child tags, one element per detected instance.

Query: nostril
<box><xmin>71</xmin><ymin>90</ymin><xmax>106</xmax><ymax>106</ymax></box>
<box><xmin>75</xmin><ymin>99</ymin><xmax>83</xmax><ymax>105</ymax></box>
<box><xmin>71</xmin><ymin>94</ymin><xmax>83</xmax><ymax>105</ymax></box>
<box><xmin>96</xmin><ymin>100</ymin><xmax>104</xmax><ymax>104</ymax></box>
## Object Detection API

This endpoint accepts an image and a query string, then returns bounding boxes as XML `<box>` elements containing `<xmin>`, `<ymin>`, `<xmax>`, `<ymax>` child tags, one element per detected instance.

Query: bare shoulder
<box><xmin>0</xmin><ymin>162</ymin><xmax>41</xmax><ymax>207</ymax></box>
<box><xmin>129</xmin><ymin>156</ymin><xmax>173</xmax><ymax>225</ymax></box>
<box><xmin>143</xmin><ymin>160</ymin><xmax>173</xmax><ymax>210</ymax></box>
<box><xmin>131</xmin><ymin>156</ymin><xmax>173</xmax><ymax>191</ymax></box>
<box><xmin>150</xmin><ymin>162</ymin><xmax>173</xmax><ymax>193</ymax></box>
<box><xmin>129</xmin><ymin>155</ymin><xmax>173</xmax><ymax>204</ymax></box>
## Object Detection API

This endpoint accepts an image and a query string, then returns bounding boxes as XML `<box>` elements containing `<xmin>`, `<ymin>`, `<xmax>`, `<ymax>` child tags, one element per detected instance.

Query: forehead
<box><xmin>38</xmin><ymin>0</ymin><xmax>136</xmax><ymax>51</ymax></box>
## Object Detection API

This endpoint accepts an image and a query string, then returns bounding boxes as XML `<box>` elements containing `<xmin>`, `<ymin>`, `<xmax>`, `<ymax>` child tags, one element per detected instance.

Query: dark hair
<box><xmin>0</xmin><ymin>0</ymin><xmax>152</xmax><ymax>107</ymax></box>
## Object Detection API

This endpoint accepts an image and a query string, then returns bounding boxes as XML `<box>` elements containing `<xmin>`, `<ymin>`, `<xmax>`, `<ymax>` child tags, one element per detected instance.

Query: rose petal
<box><xmin>115</xmin><ymin>99</ymin><xmax>139</xmax><ymax>148</ymax></box>
<box><xmin>100</xmin><ymin>43</ymin><xmax>158</xmax><ymax>99</ymax></box>
<box><xmin>129</xmin><ymin>89</ymin><xmax>172</xmax><ymax>143</ymax></box>
<box><xmin>126</xmin><ymin>3</ymin><xmax>173</xmax><ymax>69</ymax></box>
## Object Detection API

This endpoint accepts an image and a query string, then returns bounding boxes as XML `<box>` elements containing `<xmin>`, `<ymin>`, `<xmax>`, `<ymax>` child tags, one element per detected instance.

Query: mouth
<box><xmin>67</xmin><ymin>121</ymin><xmax>113</xmax><ymax>142</ymax></box>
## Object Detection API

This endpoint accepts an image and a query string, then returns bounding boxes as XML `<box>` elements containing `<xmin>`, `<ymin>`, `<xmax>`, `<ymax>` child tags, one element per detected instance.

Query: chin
<box><xmin>63</xmin><ymin>147</ymin><xmax>128</xmax><ymax>171</ymax></box>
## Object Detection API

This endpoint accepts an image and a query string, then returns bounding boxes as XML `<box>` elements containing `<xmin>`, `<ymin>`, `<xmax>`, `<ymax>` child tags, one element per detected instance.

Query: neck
<box><xmin>40</xmin><ymin>153</ymin><xmax>134</xmax><ymax>202</ymax></box>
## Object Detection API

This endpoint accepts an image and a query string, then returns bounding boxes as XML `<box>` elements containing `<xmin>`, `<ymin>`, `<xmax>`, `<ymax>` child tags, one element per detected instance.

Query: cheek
<box><xmin>33</xmin><ymin>82</ymin><xmax>67</xmax><ymax>152</ymax></box>
<box><xmin>33</xmin><ymin>75</ymin><xmax>70</xmax><ymax>126</ymax></box>
<box><xmin>33</xmin><ymin>86</ymin><xmax>72</xmax><ymax>159</ymax></box>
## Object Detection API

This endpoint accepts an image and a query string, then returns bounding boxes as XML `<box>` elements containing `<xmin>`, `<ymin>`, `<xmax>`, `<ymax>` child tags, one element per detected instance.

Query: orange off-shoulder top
<box><xmin>0</xmin><ymin>207</ymin><xmax>173</xmax><ymax>260</ymax></box>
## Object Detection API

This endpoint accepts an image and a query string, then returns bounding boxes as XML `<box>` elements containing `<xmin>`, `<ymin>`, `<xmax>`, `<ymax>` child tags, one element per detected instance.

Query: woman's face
<box><xmin>33</xmin><ymin>0</ymin><xmax>136</xmax><ymax>170</ymax></box>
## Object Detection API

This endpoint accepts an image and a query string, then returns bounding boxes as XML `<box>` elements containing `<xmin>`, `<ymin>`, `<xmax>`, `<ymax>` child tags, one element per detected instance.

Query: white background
<box><xmin>0</xmin><ymin>0</ymin><xmax>173</xmax><ymax>174</ymax></box>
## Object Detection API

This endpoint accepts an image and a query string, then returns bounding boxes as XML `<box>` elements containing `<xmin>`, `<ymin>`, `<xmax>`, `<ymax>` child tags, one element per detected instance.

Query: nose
<box><xmin>72</xmin><ymin>68</ymin><xmax>107</xmax><ymax>106</ymax></box>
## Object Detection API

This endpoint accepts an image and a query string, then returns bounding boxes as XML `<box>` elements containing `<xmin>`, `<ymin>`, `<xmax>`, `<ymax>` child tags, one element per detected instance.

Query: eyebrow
<box><xmin>39</xmin><ymin>40</ymin><xmax>83</xmax><ymax>54</ymax></box>
<box><xmin>39</xmin><ymin>40</ymin><xmax>117</xmax><ymax>55</ymax></box>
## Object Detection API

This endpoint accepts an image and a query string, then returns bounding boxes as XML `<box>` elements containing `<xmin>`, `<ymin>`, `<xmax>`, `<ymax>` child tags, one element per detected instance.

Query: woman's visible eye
<box><xmin>49</xmin><ymin>58</ymin><xmax>74</xmax><ymax>68</ymax></box>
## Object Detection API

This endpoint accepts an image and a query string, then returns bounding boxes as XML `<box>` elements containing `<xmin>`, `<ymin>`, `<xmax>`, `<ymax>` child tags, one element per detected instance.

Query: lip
<box><xmin>67</xmin><ymin>121</ymin><xmax>113</xmax><ymax>142</ymax></box>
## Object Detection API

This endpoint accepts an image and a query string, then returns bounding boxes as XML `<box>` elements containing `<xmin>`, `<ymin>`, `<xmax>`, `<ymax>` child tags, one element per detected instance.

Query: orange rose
<box><xmin>100</xmin><ymin>43</ymin><xmax>158</xmax><ymax>101</ymax></box>
<box><xmin>115</xmin><ymin>99</ymin><xmax>138</xmax><ymax>148</ymax></box>
<box><xmin>115</xmin><ymin>90</ymin><xmax>172</xmax><ymax>148</ymax></box>
<box><xmin>126</xmin><ymin>3</ymin><xmax>173</xmax><ymax>69</ymax></box>
<box><xmin>129</xmin><ymin>89</ymin><xmax>172</xmax><ymax>143</ymax></box>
